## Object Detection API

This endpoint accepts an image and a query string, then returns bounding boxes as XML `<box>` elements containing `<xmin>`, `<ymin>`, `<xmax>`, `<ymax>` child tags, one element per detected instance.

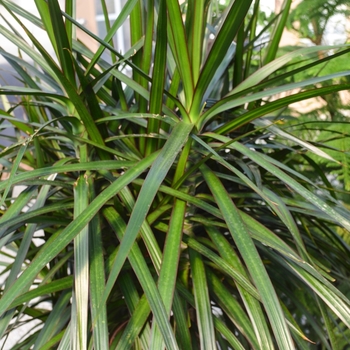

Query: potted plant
<box><xmin>1</xmin><ymin>0</ymin><xmax>350</xmax><ymax>348</ymax></box>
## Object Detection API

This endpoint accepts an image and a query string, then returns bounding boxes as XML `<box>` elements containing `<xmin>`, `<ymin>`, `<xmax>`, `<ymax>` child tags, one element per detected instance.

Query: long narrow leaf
<box><xmin>200</xmin><ymin>164</ymin><xmax>295</xmax><ymax>349</ymax></box>
<box><xmin>101</xmin><ymin>121</ymin><xmax>192</xmax><ymax>303</ymax></box>
<box><xmin>190</xmin><ymin>0</ymin><xmax>253</xmax><ymax>118</ymax></box>
<box><xmin>166</xmin><ymin>0</ymin><xmax>194</xmax><ymax>109</ymax></box>
<box><xmin>189</xmin><ymin>248</ymin><xmax>217</xmax><ymax>349</ymax></box>
<box><xmin>150</xmin><ymin>198</ymin><xmax>186</xmax><ymax>349</ymax></box>
<box><xmin>0</xmin><ymin>153</ymin><xmax>158</xmax><ymax>316</ymax></box>
<box><xmin>72</xmin><ymin>174</ymin><xmax>89</xmax><ymax>349</ymax></box>
<box><xmin>103</xmin><ymin>207</ymin><xmax>179</xmax><ymax>350</ymax></box>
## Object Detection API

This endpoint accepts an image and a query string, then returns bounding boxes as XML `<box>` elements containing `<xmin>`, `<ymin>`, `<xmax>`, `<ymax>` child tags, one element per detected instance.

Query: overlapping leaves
<box><xmin>1</xmin><ymin>0</ymin><xmax>350</xmax><ymax>349</ymax></box>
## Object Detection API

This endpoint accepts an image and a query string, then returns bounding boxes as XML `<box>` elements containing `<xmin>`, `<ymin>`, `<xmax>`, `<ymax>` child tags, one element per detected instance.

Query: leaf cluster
<box><xmin>0</xmin><ymin>0</ymin><xmax>350</xmax><ymax>349</ymax></box>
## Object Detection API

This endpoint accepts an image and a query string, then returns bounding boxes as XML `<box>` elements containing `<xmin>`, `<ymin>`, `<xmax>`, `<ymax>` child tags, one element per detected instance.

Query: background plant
<box><xmin>287</xmin><ymin>0</ymin><xmax>350</xmax><ymax>46</ymax></box>
<box><xmin>1</xmin><ymin>0</ymin><xmax>350</xmax><ymax>349</ymax></box>
<box><xmin>283</xmin><ymin>0</ymin><xmax>350</xmax><ymax>211</ymax></box>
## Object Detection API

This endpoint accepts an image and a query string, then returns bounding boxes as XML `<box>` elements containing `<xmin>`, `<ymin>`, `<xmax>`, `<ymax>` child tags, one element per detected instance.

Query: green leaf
<box><xmin>33</xmin><ymin>291</ymin><xmax>71</xmax><ymax>349</ymax></box>
<box><xmin>190</xmin><ymin>0</ymin><xmax>253</xmax><ymax>118</ymax></box>
<box><xmin>9</xmin><ymin>277</ymin><xmax>73</xmax><ymax>309</ymax></box>
<box><xmin>101</xmin><ymin>121</ymin><xmax>193</xmax><ymax>304</ymax></box>
<box><xmin>103</xmin><ymin>207</ymin><xmax>179</xmax><ymax>350</ymax></box>
<box><xmin>206</xmin><ymin>269</ymin><xmax>259</xmax><ymax>349</ymax></box>
<box><xmin>230</xmin><ymin>141</ymin><xmax>350</xmax><ymax>232</ymax></box>
<box><xmin>146</xmin><ymin>0</ymin><xmax>167</xmax><ymax>155</ymax></box>
<box><xmin>88</xmin><ymin>177</ymin><xmax>109</xmax><ymax>350</ymax></box>
<box><xmin>47</xmin><ymin>0</ymin><xmax>76</xmax><ymax>85</ymax></box>
<box><xmin>150</xmin><ymin>198</ymin><xmax>186</xmax><ymax>349</ymax></box>
<box><xmin>263</xmin><ymin>0</ymin><xmax>292</xmax><ymax>65</ymax></box>
<box><xmin>0</xmin><ymin>153</ymin><xmax>158</xmax><ymax>316</ymax></box>
<box><xmin>0</xmin><ymin>9</ymin><xmax>107</xmax><ymax>150</ymax></box>
<box><xmin>0</xmin><ymin>175</ymin><xmax>56</xmax><ymax>340</ymax></box>
<box><xmin>189</xmin><ymin>248</ymin><xmax>216</xmax><ymax>349</ymax></box>
<box><xmin>200</xmin><ymin>164</ymin><xmax>295</xmax><ymax>350</ymax></box>
<box><xmin>118</xmin><ymin>273</ymin><xmax>151</xmax><ymax>350</ymax></box>
<box><xmin>286</xmin><ymin>260</ymin><xmax>350</xmax><ymax>328</ymax></box>
<box><xmin>0</xmin><ymin>160</ymin><xmax>136</xmax><ymax>192</ymax></box>
<box><xmin>0</xmin><ymin>144</ymin><xmax>27</xmax><ymax>207</ymax></box>
<box><xmin>206</xmin><ymin>226</ymin><xmax>273</xmax><ymax>349</ymax></box>
<box><xmin>184</xmin><ymin>236</ymin><xmax>260</xmax><ymax>300</ymax></box>
<box><xmin>72</xmin><ymin>174</ymin><xmax>90</xmax><ymax>349</ymax></box>
<box><xmin>166</xmin><ymin>0</ymin><xmax>194</xmax><ymax>110</ymax></box>
<box><xmin>231</xmin><ymin>45</ymin><xmax>348</xmax><ymax>95</ymax></box>
<box><xmin>187</xmin><ymin>0</ymin><xmax>208</xmax><ymax>84</ymax></box>
<box><xmin>2</xmin><ymin>0</ymin><xmax>350</xmax><ymax>347</ymax></box>
<box><xmin>201</xmin><ymin>79</ymin><xmax>350</xmax><ymax>129</ymax></box>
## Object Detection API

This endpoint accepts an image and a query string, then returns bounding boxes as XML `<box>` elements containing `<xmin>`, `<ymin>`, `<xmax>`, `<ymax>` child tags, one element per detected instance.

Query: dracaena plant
<box><xmin>1</xmin><ymin>0</ymin><xmax>350</xmax><ymax>349</ymax></box>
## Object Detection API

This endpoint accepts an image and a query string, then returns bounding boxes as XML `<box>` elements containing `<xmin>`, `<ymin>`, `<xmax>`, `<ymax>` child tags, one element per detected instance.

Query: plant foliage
<box><xmin>287</xmin><ymin>0</ymin><xmax>350</xmax><ymax>45</ymax></box>
<box><xmin>1</xmin><ymin>0</ymin><xmax>350</xmax><ymax>349</ymax></box>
